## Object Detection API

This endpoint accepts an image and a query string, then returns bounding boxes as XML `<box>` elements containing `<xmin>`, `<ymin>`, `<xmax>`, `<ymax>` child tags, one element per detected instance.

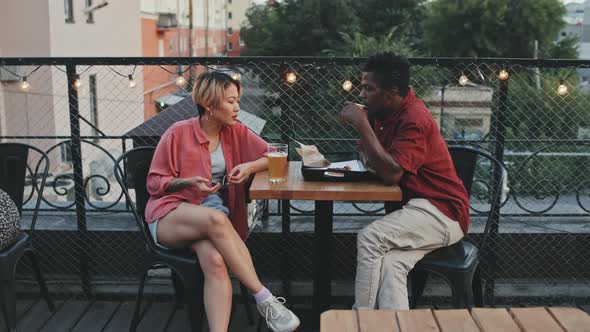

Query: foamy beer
<box><xmin>267</xmin><ymin>143</ymin><xmax>288</xmax><ymax>183</ymax></box>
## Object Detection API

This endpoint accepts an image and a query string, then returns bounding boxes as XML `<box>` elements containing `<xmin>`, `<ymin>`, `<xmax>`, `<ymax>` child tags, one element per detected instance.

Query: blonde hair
<box><xmin>192</xmin><ymin>71</ymin><xmax>242</xmax><ymax>116</ymax></box>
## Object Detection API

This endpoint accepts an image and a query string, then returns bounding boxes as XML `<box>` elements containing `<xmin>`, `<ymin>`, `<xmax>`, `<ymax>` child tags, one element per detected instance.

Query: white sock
<box><xmin>253</xmin><ymin>287</ymin><xmax>273</xmax><ymax>303</ymax></box>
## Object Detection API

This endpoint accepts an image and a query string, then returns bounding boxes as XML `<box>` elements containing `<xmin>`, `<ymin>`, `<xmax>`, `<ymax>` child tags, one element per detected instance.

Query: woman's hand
<box><xmin>189</xmin><ymin>176</ymin><xmax>221</xmax><ymax>194</ymax></box>
<box><xmin>228</xmin><ymin>163</ymin><xmax>253</xmax><ymax>185</ymax></box>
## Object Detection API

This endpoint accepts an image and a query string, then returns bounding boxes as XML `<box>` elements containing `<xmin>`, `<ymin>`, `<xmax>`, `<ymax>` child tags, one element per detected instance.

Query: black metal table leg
<box><xmin>281</xmin><ymin>199</ymin><xmax>291</xmax><ymax>297</ymax></box>
<box><xmin>313</xmin><ymin>200</ymin><xmax>333</xmax><ymax>328</ymax></box>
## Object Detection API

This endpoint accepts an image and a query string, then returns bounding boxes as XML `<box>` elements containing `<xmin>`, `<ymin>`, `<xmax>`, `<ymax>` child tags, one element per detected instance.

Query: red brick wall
<box><xmin>226</xmin><ymin>30</ymin><xmax>242</xmax><ymax>56</ymax></box>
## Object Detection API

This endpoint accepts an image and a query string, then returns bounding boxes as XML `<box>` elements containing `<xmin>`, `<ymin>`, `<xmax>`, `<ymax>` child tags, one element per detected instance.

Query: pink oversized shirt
<box><xmin>144</xmin><ymin>117</ymin><xmax>268</xmax><ymax>240</ymax></box>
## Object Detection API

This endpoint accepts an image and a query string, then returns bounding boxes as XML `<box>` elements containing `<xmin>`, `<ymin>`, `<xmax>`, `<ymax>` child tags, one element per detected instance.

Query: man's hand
<box><xmin>228</xmin><ymin>163</ymin><xmax>253</xmax><ymax>185</ymax></box>
<box><xmin>339</xmin><ymin>101</ymin><xmax>367</xmax><ymax>128</ymax></box>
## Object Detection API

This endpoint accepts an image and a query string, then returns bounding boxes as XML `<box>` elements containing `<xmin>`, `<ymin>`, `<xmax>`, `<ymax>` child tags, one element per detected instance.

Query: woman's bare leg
<box><xmin>190</xmin><ymin>240</ymin><xmax>231</xmax><ymax>332</ymax></box>
<box><xmin>157</xmin><ymin>202</ymin><xmax>263</xmax><ymax>293</ymax></box>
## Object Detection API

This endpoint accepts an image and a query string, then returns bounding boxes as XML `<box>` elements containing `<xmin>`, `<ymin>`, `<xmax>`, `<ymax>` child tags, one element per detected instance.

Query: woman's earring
<box><xmin>208</xmin><ymin>111</ymin><xmax>213</xmax><ymax>120</ymax></box>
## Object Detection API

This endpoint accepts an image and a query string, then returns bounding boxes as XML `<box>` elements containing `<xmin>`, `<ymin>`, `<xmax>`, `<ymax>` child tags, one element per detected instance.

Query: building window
<box><xmin>60</xmin><ymin>142</ymin><xmax>73</xmax><ymax>162</ymax></box>
<box><xmin>169</xmin><ymin>37</ymin><xmax>176</xmax><ymax>53</ymax></box>
<box><xmin>64</xmin><ymin>0</ymin><xmax>74</xmax><ymax>23</ymax></box>
<box><xmin>228</xmin><ymin>12</ymin><xmax>232</xmax><ymax>19</ymax></box>
<box><xmin>239</xmin><ymin>37</ymin><xmax>245</xmax><ymax>46</ymax></box>
<box><xmin>158</xmin><ymin>39</ymin><xmax>164</xmax><ymax>56</ymax></box>
<box><xmin>89</xmin><ymin>75</ymin><xmax>99</xmax><ymax>140</ymax></box>
<box><xmin>227</xmin><ymin>27</ymin><xmax>233</xmax><ymax>35</ymax></box>
<box><xmin>157</xmin><ymin>13</ymin><xmax>178</xmax><ymax>28</ymax></box>
<box><xmin>228</xmin><ymin>0</ymin><xmax>232</xmax><ymax>3</ymax></box>
<box><xmin>227</xmin><ymin>42</ymin><xmax>233</xmax><ymax>51</ymax></box>
<box><xmin>86</xmin><ymin>0</ymin><xmax>94</xmax><ymax>23</ymax></box>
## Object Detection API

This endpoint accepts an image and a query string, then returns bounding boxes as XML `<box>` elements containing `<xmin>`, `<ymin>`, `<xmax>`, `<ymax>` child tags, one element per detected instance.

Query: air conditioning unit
<box><xmin>0</xmin><ymin>66</ymin><xmax>21</xmax><ymax>82</ymax></box>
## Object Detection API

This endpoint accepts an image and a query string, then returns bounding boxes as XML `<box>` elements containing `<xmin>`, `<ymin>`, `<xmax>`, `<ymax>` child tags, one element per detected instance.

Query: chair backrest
<box><xmin>0</xmin><ymin>143</ymin><xmax>49</xmax><ymax>231</ymax></box>
<box><xmin>448</xmin><ymin>146</ymin><xmax>504</xmax><ymax>247</ymax></box>
<box><xmin>114</xmin><ymin>147</ymin><xmax>157</xmax><ymax>250</ymax></box>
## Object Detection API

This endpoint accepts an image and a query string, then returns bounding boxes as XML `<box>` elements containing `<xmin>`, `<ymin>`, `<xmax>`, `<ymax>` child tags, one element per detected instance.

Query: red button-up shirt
<box><xmin>144</xmin><ymin>117</ymin><xmax>268</xmax><ymax>240</ymax></box>
<box><xmin>369</xmin><ymin>88</ymin><xmax>470</xmax><ymax>234</ymax></box>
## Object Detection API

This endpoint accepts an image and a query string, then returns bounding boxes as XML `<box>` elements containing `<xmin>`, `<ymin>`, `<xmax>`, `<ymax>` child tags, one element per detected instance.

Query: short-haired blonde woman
<box><xmin>145</xmin><ymin>71</ymin><xmax>300</xmax><ymax>332</ymax></box>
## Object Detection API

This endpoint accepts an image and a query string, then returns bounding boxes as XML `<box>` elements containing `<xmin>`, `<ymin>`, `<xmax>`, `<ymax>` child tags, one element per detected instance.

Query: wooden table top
<box><xmin>321</xmin><ymin>308</ymin><xmax>590</xmax><ymax>332</ymax></box>
<box><xmin>249</xmin><ymin>161</ymin><xmax>402</xmax><ymax>201</ymax></box>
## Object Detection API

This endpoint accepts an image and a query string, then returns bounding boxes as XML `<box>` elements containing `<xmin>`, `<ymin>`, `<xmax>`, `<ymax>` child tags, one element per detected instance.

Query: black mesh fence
<box><xmin>0</xmin><ymin>57</ymin><xmax>589</xmax><ymax>306</ymax></box>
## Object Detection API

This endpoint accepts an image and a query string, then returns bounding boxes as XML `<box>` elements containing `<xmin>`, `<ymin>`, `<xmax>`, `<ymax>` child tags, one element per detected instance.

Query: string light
<box><xmin>498</xmin><ymin>69</ymin><xmax>510</xmax><ymax>81</ymax></box>
<box><xmin>128</xmin><ymin>75</ymin><xmax>136</xmax><ymax>88</ymax></box>
<box><xmin>176</xmin><ymin>75</ymin><xmax>186</xmax><ymax>86</ymax></box>
<box><xmin>20</xmin><ymin>76</ymin><xmax>31</xmax><ymax>91</ymax></box>
<box><xmin>283</xmin><ymin>66</ymin><xmax>297</xmax><ymax>84</ymax></box>
<box><xmin>285</xmin><ymin>72</ymin><xmax>297</xmax><ymax>84</ymax></box>
<box><xmin>458</xmin><ymin>74</ymin><xmax>469</xmax><ymax>86</ymax></box>
<box><xmin>106</xmin><ymin>65</ymin><xmax>137</xmax><ymax>89</ymax></box>
<box><xmin>73</xmin><ymin>75</ymin><xmax>82</xmax><ymax>89</ymax></box>
<box><xmin>342</xmin><ymin>80</ymin><xmax>353</xmax><ymax>91</ymax></box>
<box><xmin>557</xmin><ymin>80</ymin><xmax>568</xmax><ymax>96</ymax></box>
<box><xmin>11</xmin><ymin>62</ymin><xmax>584</xmax><ymax>103</ymax></box>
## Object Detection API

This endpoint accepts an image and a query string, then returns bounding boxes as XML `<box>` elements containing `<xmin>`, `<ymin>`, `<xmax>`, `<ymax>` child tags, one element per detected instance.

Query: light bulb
<box><xmin>458</xmin><ymin>75</ymin><xmax>469</xmax><ymax>86</ymax></box>
<box><xmin>285</xmin><ymin>72</ymin><xmax>296</xmax><ymax>84</ymax></box>
<box><xmin>230</xmin><ymin>72</ymin><xmax>241</xmax><ymax>80</ymax></box>
<box><xmin>74</xmin><ymin>76</ymin><xmax>82</xmax><ymax>88</ymax></box>
<box><xmin>128</xmin><ymin>75</ymin><xmax>136</xmax><ymax>89</ymax></box>
<box><xmin>557</xmin><ymin>82</ymin><xmax>568</xmax><ymax>96</ymax></box>
<box><xmin>176</xmin><ymin>75</ymin><xmax>186</xmax><ymax>86</ymax></box>
<box><xmin>498</xmin><ymin>69</ymin><xmax>509</xmax><ymax>81</ymax></box>
<box><xmin>21</xmin><ymin>77</ymin><xmax>31</xmax><ymax>91</ymax></box>
<box><xmin>342</xmin><ymin>80</ymin><xmax>353</xmax><ymax>91</ymax></box>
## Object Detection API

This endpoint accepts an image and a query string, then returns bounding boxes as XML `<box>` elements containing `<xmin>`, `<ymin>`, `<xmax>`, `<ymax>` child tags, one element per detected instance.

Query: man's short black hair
<box><xmin>363</xmin><ymin>53</ymin><xmax>410</xmax><ymax>97</ymax></box>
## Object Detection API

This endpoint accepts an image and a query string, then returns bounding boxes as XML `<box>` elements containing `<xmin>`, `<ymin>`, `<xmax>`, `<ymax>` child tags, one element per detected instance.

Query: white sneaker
<box><xmin>256</xmin><ymin>296</ymin><xmax>300</xmax><ymax>332</ymax></box>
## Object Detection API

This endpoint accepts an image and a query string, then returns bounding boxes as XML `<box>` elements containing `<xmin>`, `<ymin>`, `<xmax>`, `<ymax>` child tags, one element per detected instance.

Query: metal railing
<box><xmin>1</xmin><ymin>56</ymin><xmax>589</xmax><ymax>306</ymax></box>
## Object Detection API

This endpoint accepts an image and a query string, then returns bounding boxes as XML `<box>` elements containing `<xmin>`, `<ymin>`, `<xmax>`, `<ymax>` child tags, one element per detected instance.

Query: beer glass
<box><xmin>267</xmin><ymin>143</ymin><xmax>288</xmax><ymax>183</ymax></box>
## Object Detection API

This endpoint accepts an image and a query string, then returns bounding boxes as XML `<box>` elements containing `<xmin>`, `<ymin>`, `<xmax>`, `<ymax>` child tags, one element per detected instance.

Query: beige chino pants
<box><xmin>354</xmin><ymin>198</ymin><xmax>464</xmax><ymax>310</ymax></box>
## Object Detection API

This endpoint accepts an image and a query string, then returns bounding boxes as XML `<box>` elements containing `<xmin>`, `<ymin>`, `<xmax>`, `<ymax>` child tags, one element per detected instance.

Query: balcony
<box><xmin>1</xmin><ymin>56</ymin><xmax>589</xmax><ymax>331</ymax></box>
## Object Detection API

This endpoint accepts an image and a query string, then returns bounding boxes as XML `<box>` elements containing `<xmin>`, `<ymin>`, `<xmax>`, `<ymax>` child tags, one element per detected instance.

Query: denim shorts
<box><xmin>148</xmin><ymin>194</ymin><xmax>230</xmax><ymax>249</ymax></box>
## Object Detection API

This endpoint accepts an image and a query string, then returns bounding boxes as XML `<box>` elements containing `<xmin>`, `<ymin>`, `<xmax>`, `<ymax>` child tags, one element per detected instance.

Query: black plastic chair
<box><xmin>114</xmin><ymin>147</ymin><xmax>254</xmax><ymax>332</ymax></box>
<box><xmin>408</xmin><ymin>146</ymin><xmax>504</xmax><ymax>308</ymax></box>
<box><xmin>0</xmin><ymin>143</ymin><xmax>55</xmax><ymax>332</ymax></box>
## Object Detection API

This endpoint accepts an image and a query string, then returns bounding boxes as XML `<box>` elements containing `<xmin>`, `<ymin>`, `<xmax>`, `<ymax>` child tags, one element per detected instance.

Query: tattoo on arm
<box><xmin>165</xmin><ymin>178</ymin><xmax>192</xmax><ymax>193</ymax></box>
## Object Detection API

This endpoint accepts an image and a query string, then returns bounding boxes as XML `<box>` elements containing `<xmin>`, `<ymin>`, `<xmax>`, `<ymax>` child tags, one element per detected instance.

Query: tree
<box><xmin>507</xmin><ymin>71</ymin><xmax>589</xmax><ymax>142</ymax></box>
<box><xmin>351</xmin><ymin>0</ymin><xmax>427</xmax><ymax>53</ymax></box>
<box><xmin>542</xmin><ymin>36</ymin><xmax>579</xmax><ymax>59</ymax></box>
<box><xmin>241</xmin><ymin>0</ymin><xmax>427</xmax><ymax>56</ymax></box>
<box><xmin>422</xmin><ymin>0</ymin><xmax>575</xmax><ymax>58</ymax></box>
<box><xmin>240</xmin><ymin>0</ymin><xmax>360</xmax><ymax>56</ymax></box>
<box><xmin>322</xmin><ymin>28</ymin><xmax>416</xmax><ymax>57</ymax></box>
